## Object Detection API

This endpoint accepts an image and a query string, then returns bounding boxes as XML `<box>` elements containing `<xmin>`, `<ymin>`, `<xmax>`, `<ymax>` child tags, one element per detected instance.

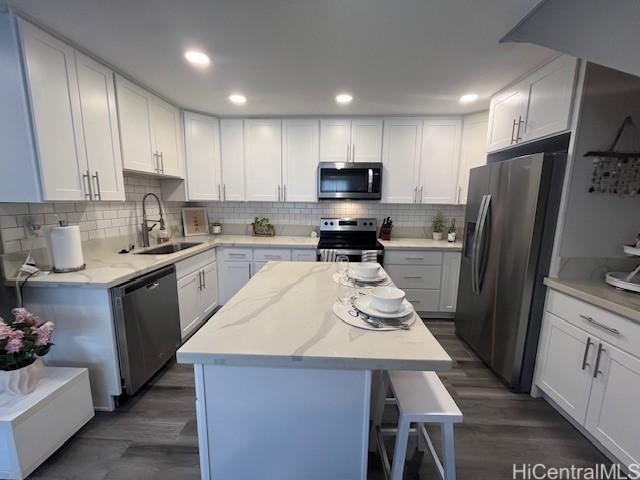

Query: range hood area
<box><xmin>502</xmin><ymin>0</ymin><xmax>640</xmax><ymax>78</ymax></box>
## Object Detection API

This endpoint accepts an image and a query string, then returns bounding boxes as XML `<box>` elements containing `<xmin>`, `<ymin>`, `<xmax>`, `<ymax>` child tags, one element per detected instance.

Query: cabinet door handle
<box><xmin>510</xmin><ymin>119</ymin><xmax>517</xmax><ymax>144</ymax></box>
<box><xmin>419</xmin><ymin>186</ymin><xmax>423</xmax><ymax>202</ymax></box>
<box><xmin>228</xmin><ymin>253</ymin><xmax>247</xmax><ymax>258</ymax></box>
<box><xmin>404</xmin><ymin>257</ymin><xmax>424</xmax><ymax>261</ymax></box>
<box><xmin>579</xmin><ymin>314</ymin><xmax>620</xmax><ymax>335</ymax></box>
<box><xmin>218</xmin><ymin>184</ymin><xmax>221</xmax><ymax>200</ymax></box>
<box><xmin>159</xmin><ymin>152</ymin><xmax>164</xmax><ymax>174</ymax></box>
<box><xmin>201</xmin><ymin>269</ymin><xmax>206</xmax><ymax>289</ymax></box>
<box><xmin>283</xmin><ymin>185</ymin><xmax>287</xmax><ymax>202</ymax></box>
<box><xmin>248</xmin><ymin>264</ymin><xmax>252</xmax><ymax>277</ymax></box>
<box><xmin>516</xmin><ymin>116</ymin><xmax>524</xmax><ymax>141</ymax></box>
<box><xmin>152</xmin><ymin>151</ymin><xmax>159</xmax><ymax>172</ymax></box>
<box><xmin>413</xmin><ymin>187</ymin><xmax>417</xmax><ymax>203</ymax></box>
<box><xmin>277</xmin><ymin>184</ymin><xmax>281</xmax><ymax>201</ymax></box>
<box><xmin>593</xmin><ymin>343</ymin><xmax>605</xmax><ymax>378</ymax></box>
<box><xmin>223</xmin><ymin>184</ymin><xmax>226</xmax><ymax>201</ymax></box>
<box><xmin>457</xmin><ymin>186</ymin><xmax>462</xmax><ymax>204</ymax></box>
<box><xmin>352</xmin><ymin>144</ymin><xmax>355</xmax><ymax>162</ymax></box>
<box><xmin>403</xmin><ymin>275</ymin><xmax>423</xmax><ymax>280</ymax></box>
<box><xmin>346</xmin><ymin>144</ymin><xmax>350</xmax><ymax>162</ymax></box>
<box><xmin>92</xmin><ymin>171</ymin><xmax>101</xmax><ymax>200</ymax></box>
<box><xmin>196</xmin><ymin>271</ymin><xmax>202</xmax><ymax>290</ymax></box>
<box><xmin>581</xmin><ymin>337</ymin><xmax>593</xmax><ymax>370</ymax></box>
<box><xmin>82</xmin><ymin>170</ymin><xmax>93</xmax><ymax>199</ymax></box>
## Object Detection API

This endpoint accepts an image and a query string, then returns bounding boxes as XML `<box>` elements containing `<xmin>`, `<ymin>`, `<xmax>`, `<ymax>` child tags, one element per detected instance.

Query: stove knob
<box><xmin>324</xmin><ymin>221</ymin><xmax>328</xmax><ymax>226</ymax></box>
<box><xmin>330</xmin><ymin>222</ymin><xmax>334</xmax><ymax>226</ymax></box>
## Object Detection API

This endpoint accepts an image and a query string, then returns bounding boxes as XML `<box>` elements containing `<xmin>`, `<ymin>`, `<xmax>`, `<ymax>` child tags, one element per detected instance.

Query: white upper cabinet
<box><xmin>282</xmin><ymin>119</ymin><xmax>319</xmax><ymax>202</ymax></box>
<box><xmin>418</xmin><ymin>118</ymin><xmax>462</xmax><ymax>204</ymax></box>
<box><xmin>351</xmin><ymin>118</ymin><xmax>383</xmax><ymax>162</ymax></box>
<box><xmin>115</xmin><ymin>74</ymin><xmax>184</xmax><ymax>177</ymax></box>
<box><xmin>114</xmin><ymin>75</ymin><xmax>155</xmax><ymax>174</ymax></box>
<box><xmin>320</xmin><ymin>118</ymin><xmax>383</xmax><ymax>163</ymax></box>
<box><xmin>183</xmin><ymin>112</ymin><xmax>221</xmax><ymax>201</ymax></box>
<box><xmin>19</xmin><ymin>19</ymin><xmax>87</xmax><ymax>201</ymax></box>
<box><xmin>150</xmin><ymin>98</ymin><xmax>184</xmax><ymax>177</ymax></box>
<box><xmin>520</xmin><ymin>56</ymin><xmax>578</xmax><ymax>142</ymax></box>
<box><xmin>219</xmin><ymin>119</ymin><xmax>246</xmax><ymax>201</ymax></box>
<box><xmin>457</xmin><ymin>111</ymin><xmax>488</xmax><ymax>204</ymax></box>
<box><xmin>381</xmin><ymin>118</ymin><xmax>421</xmax><ymax>203</ymax></box>
<box><xmin>75</xmin><ymin>52</ymin><xmax>125</xmax><ymax>201</ymax></box>
<box><xmin>486</xmin><ymin>87</ymin><xmax>527</xmax><ymax>152</ymax></box>
<box><xmin>487</xmin><ymin>55</ymin><xmax>577</xmax><ymax>152</ymax></box>
<box><xmin>244</xmin><ymin>119</ymin><xmax>282</xmax><ymax>202</ymax></box>
<box><xmin>320</xmin><ymin>119</ymin><xmax>350</xmax><ymax>162</ymax></box>
<box><xmin>17</xmin><ymin>18</ymin><xmax>124</xmax><ymax>202</ymax></box>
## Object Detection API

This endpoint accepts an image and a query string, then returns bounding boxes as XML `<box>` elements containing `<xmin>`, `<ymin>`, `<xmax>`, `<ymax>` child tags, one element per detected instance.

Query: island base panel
<box><xmin>195</xmin><ymin>364</ymin><xmax>371</xmax><ymax>480</ymax></box>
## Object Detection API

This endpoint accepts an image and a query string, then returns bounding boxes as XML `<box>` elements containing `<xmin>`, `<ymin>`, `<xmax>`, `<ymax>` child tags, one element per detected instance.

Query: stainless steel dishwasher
<box><xmin>111</xmin><ymin>265</ymin><xmax>181</xmax><ymax>395</ymax></box>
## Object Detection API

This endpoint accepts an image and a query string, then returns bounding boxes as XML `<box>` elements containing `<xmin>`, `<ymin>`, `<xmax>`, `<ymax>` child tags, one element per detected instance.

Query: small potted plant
<box><xmin>0</xmin><ymin>309</ymin><xmax>54</xmax><ymax>396</ymax></box>
<box><xmin>431</xmin><ymin>212</ymin><xmax>446</xmax><ymax>241</ymax></box>
<box><xmin>251</xmin><ymin>217</ymin><xmax>275</xmax><ymax>237</ymax></box>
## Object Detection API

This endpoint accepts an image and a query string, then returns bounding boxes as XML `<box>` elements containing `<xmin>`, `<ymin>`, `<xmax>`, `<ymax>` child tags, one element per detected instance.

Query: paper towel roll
<box><xmin>49</xmin><ymin>225</ymin><xmax>85</xmax><ymax>272</ymax></box>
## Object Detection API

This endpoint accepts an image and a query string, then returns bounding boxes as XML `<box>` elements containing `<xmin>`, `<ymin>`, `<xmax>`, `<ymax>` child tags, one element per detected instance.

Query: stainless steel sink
<box><xmin>135</xmin><ymin>242</ymin><xmax>203</xmax><ymax>255</ymax></box>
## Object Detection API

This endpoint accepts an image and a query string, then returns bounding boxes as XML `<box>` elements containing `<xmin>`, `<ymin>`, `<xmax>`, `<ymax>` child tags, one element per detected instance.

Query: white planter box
<box><xmin>0</xmin><ymin>367</ymin><xmax>94</xmax><ymax>479</ymax></box>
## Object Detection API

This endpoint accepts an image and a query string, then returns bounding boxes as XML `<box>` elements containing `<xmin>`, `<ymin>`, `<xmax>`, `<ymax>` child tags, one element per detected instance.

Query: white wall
<box><xmin>559</xmin><ymin>63</ymin><xmax>640</xmax><ymax>259</ymax></box>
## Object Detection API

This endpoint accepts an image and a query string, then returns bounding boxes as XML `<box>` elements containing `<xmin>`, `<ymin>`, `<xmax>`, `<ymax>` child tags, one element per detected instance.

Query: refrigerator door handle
<box><xmin>471</xmin><ymin>194</ymin><xmax>488</xmax><ymax>294</ymax></box>
<box><xmin>473</xmin><ymin>194</ymin><xmax>491</xmax><ymax>294</ymax></box>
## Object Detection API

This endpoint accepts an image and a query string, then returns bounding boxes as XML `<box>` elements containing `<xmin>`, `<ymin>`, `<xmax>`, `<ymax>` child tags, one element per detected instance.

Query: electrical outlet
<box><xmin>19</xmin><ymin>216</ymin><xmax>44</xmax><ymax>238</ymax></box>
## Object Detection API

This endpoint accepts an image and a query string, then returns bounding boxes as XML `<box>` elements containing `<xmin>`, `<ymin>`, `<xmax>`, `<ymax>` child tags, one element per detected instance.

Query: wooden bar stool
<box><xmin>373</xmin><ymin>370</ymin><xmax>462</xmax><ymax>480</ymax></box>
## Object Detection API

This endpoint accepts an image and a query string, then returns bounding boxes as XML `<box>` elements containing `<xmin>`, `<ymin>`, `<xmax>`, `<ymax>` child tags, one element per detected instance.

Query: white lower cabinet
<box><xmin>177</xmin><ymin>271</ymin><xmax>203</xmax><ymax>340</ymax></box>
<box><xmin>218</xmin><ymin>248</ymin><xmax>253</xmax><ymax>304</ymax></box>
<box><xmin>218</xmin><ymin>247</ymin><xmax>317</xmax><ymax>304</ymax></box>
<box><xmin>536</xmin><ymin>290</ymin><xmax>640</xmax><ymax>467</ymax></box>
<box><xmin>292</xmin><ymin>249</ymin><xmax>317</xmax><ymax>262</ymax></box>
<box><xmin>384</xmin><ymin>249</ymin><xmax>461</xmax><ymax>314</ymax></box>
<box><xmin>585</xmin><ymin>343</ymin><xmax>640</xmax><ymax>467</ymax></box>
<box><xmin>537</xmin><ymin>312</ymin><xmax>594</xmax><ymax>423</ymax></box>
<box><xmin>176</xmin><ymin>250</ymin><xmax>218</xmax><ymax>340</ymax></box>
<box><xmin>439</xmin><ymin>252</ymin><xmax>461</xmax><ymax>312</ymax></box>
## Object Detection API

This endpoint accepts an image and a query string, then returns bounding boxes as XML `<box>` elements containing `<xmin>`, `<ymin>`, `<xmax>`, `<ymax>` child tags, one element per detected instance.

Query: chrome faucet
<box><xmin>141</xmin><ymin>192</ymin><xmax>165</xmax><ymax>247</ymax></box>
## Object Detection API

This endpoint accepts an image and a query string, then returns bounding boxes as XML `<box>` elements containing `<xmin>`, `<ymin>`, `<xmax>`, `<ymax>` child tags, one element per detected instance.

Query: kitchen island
<box><xmin>177</xmin><ymin>261</ymin><xmax>451</xmax><ymax>480</ymax></box>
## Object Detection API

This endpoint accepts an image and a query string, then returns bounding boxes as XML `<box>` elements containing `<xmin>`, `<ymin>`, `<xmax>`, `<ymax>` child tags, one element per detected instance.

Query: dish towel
<box><xmin>361</xmin><ymin>250</ymin><xmax>378</xmax><ymax>262</ymax></box>
<box><xmin>320</xmin><ymin>249</ymin><xmax>338</xmax><ymax>262</ymax></box>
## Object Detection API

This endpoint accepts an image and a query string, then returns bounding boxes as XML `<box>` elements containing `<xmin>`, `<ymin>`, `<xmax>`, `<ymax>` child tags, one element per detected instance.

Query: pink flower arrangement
<box><xmin>0</xmin><ymin>309</ymin><xmax>54</xmax><ymax>371</ymax></box>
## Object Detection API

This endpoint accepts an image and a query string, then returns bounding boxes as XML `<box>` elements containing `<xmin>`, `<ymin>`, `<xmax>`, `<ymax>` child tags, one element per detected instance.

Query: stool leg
<box><xmin>417</xmin><ymin>422</ymin><xmax>427</xmax><ymax>452</ymax></box>
<box><xmin>441</xmin><ymin>423</ymin><xmax>456</xmax><ymax>480</ymax></box>
<box><xmin>390</xmin><ymin>417</ymin><xmax>410</xmax><ymax>480</ymax></box>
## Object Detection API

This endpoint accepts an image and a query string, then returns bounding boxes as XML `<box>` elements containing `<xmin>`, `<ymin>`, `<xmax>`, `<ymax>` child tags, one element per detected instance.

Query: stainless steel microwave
<box><xmin>317</xmin><ymin>162</ymin><xmax>383</xmax><ymax>200</ymax></box>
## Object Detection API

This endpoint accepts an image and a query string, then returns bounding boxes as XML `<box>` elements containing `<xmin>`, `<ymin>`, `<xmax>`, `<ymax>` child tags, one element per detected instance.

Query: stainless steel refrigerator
<box><xmin>455</xmin><ymin>152</ymin><xmax>565</xmax><ymax>392</ymax></box>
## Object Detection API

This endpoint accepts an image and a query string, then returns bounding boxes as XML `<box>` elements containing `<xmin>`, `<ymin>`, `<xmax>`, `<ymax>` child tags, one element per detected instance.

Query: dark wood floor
<box><xmin>29</xmin><ymin>320</ymin><xmax>608</xmax><ymax>479</ymax></box>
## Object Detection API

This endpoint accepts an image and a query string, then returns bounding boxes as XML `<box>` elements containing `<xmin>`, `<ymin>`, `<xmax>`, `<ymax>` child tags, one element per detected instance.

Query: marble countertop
<box><xmin>3</xmin><ymin>234</ymin><xmax>463</xmax><ymax>289</ymax></box>
<box><xmin>379</xmin><ymin>238</ymin><xmax>463</xmax><ymax>250</ymax></box>
<box><xmin>544</xmin><ymin>277</ymin><xmax>640</xmax><ymax>324</ymax></box>
<box><xmin>3</xmin><ymin>235</ymin><xmax>319</xmax><ymax>289</ymax></box>
<box><xmin>177</xmin><ymin>262</ymin><xmax>452</xmax><ymax>370</ymax></box>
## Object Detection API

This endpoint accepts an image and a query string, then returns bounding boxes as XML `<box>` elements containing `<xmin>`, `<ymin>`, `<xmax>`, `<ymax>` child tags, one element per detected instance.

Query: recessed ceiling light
<box><xmin>335</xmin><ymin>93</ymin><xmax>353</xmax><ymax>105</ymax></box>
<box><xmin>459</xmin><ymin>93</ymin><xmax>478</xmax><ymax>104</ymax></box>
<box><xmin>184</xmin><ymin>50</ymin><xmax>211</xmax><ymax>67</ymax></box>
<box><xmin>229</xmin><ymin>94</ymin><xmax>247</xmax><ymax>105</ymax></box>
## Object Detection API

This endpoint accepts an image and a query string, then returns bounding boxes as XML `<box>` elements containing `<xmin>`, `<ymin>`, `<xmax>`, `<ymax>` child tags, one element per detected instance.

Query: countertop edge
<box><xmin>8</xmin><ymin>236</ymin><xmax>463</xmax><ymax>288</ymax></box>
<box><xmin>176</xmin><ymin>352</ymin><xmax>453</xmax><ymax>372</ymax></box>
<box><xmin>544</xmin><ymin>277</ymin><xmax>640</xmax><ymax>325</ymax></box>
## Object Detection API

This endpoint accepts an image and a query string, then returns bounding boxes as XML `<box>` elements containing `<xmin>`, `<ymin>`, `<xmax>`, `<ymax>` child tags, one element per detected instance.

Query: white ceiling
<box><xmin>6</xmin><ymin>0</ymin><xmax>555</xmax><ymax>115</ymax></box>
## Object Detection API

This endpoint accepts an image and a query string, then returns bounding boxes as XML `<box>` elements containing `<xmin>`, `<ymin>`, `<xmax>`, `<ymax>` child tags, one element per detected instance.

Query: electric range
<box><xmin>316</xmin><ymin>218</ymin><xmax>384</xmax><ymax>263</ymax></box>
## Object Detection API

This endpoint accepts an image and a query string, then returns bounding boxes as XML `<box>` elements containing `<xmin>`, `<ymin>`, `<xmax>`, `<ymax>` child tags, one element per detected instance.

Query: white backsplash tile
<box><xmin>0</xmin><ymin>173</ymin><xmax>466</xmax><ymax>254</ymax></box>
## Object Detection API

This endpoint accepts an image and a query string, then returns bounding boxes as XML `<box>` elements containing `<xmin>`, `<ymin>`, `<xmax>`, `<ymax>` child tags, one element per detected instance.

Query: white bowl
<box><xmin>369</xmin><ymin>287</ymin><xmax>406</xmax><ymax>313</ymax></box>
<box><xmin>351</xmin><ymin>263</ymin><xmax>381</xmax><ymax>279</ymax></box>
